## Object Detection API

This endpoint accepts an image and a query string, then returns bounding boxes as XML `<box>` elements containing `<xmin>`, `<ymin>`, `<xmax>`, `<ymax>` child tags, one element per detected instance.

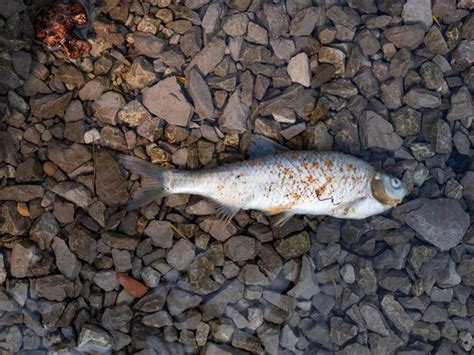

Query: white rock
<box><xmin>287</xmin><ymin>52</ymin><xmax>311</xmax><ymax>87</ymax></box>
<box><xmin>84</xmin><ymin>129</ymin><xmax>101</xmax><ymax>144</ymax></box>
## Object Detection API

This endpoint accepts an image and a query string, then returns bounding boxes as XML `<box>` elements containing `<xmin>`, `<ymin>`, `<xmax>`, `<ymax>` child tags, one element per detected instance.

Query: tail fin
<box><xmin>119</xmin><ymin>155</ymin><xmax>170</xmax><ymax>210</ymax></box>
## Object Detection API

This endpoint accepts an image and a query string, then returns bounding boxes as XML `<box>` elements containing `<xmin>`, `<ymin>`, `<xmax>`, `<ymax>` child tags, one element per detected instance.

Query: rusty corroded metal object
<box><xmin>34</xmin><ymin>0</ymin><xmax>91</xmax><ymax>59</ymax></box>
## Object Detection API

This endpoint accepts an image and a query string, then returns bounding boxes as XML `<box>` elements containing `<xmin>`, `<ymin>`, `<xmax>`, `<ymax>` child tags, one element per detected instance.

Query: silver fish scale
<box><xmin>171</xmin><ymin>151</ymin><xmax>375</xmax><ymax>215</ymax></box>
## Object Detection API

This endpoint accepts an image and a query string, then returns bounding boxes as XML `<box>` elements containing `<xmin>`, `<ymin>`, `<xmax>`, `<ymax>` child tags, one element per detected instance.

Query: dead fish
<box><xmin>120</xmin><ymin>136</ymin><xmax>408</xmax><ymax>225</ymax></box>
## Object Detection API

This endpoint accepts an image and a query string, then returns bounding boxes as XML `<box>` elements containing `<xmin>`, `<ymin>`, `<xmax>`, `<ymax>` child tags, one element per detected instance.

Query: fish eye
<box><xmin>391</xmin><ymin>178</ymin><xmax>401</xmax><ymax>189</ymax></box>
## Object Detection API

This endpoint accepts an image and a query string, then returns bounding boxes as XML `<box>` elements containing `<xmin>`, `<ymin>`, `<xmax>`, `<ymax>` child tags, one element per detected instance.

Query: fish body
<box><xmin>121</xmin><ymin>139</ymin><xmax>408</xmax><ymax>224</ymax></box>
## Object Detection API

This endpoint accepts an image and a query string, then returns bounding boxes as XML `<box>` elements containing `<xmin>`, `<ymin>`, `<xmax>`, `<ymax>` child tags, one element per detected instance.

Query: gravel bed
<box><xmin>0</xmin><ymin>0</ymin><xmax>473</xmax><ymax>354</ymax></box>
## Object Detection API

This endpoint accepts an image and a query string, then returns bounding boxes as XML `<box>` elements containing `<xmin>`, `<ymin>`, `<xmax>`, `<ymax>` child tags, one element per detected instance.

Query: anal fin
<box><xmin>212</xmin><ymin>201</ymin><xmax>239</xmax><ymax>224</ymax></box>
<box><xmin>271</xmin><ymin>211</ymin><xmax>295</xmax><ymax>227</ymax></box>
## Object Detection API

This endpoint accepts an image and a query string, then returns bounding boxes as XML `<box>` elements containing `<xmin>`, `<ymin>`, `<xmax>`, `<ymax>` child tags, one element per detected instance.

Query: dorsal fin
<box><xmin>248</xmin><ymin>135</ymin><xmax>290</xmax><ymax>159</ymax></box>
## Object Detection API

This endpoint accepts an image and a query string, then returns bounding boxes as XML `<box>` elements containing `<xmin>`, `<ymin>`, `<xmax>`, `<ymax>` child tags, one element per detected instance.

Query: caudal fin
<box><xmin>119</xmin><ymin>155</ymin><xmax>170</xmax><ymax>210</ymax></box>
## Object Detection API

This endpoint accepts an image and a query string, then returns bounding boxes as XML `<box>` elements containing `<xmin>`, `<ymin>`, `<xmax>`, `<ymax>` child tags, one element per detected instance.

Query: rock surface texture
<box><xmin>0</xmin><ymin>0</ymin><xmax>472</xmax><ymax>354</ymax></box>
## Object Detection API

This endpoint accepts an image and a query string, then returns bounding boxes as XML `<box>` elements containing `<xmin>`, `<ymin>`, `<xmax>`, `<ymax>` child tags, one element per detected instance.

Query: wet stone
<box><xmin>330</xmin><ymin>317</ymin><xmax>358</xmax><ymax>346</ymax></box>
<box><xmin>167</xmin><ymin>289</ymin><xmax>202</xmax><ymax>316</ymax></box>
<box><xmin>35</xmin><ymin>275</ymin><xmax>79</xmax><ymax>301</ymax></box>
<box><xmin>52</xmin><ymin>237</ymin><xmax>81</xmax><ymax>280</ymax></box>
<box><xmin>224</xmin><ymin>236</ymin><xmax>260</xmax><ymax>262</ymax></box>
<box><xmin>391</xmin><ymin>106</ymin><xmax>421</xmax><ymax>137</ymax></box>
<box><xmin>263</xmin><ymin>3</ymin><xmax>289</xmax><ymax>39</ymax></box>
<box><xmin>402</xmin><ymin>0</ymin><xmax>432</xmax><ymax>28</ymax></box>
<box><xmin>383</xmin><ymin>25</ymin><xmax>426</xmax><ymax>49</ymax></box>
<box><xmin>30</xmin><ymin>93</ymin><xmax>72</xmax><ymax>119</ymax></box>
<box><xmin>102</xmin><ymin>304</ymin><xmax>133</xmax><ymax>330</ymax></box>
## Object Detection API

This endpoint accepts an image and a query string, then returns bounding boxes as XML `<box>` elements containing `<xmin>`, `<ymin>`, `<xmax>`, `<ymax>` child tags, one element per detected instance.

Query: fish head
<box><xmin>370</xmin><ymin>172</ymin><xmax>408</xmax><ymax>207</ymax></box>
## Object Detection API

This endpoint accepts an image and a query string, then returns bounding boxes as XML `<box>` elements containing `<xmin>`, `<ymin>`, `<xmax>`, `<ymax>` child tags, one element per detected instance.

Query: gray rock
<box><xmin>100</xmin><ymin>126</ymin><xmax>128</xmax><ymax>152</ymax></box>
<box><xmin>92</xmin><ymin>91</ymin><xmax>125</xmax><ymax>126</ymax></box>
<box><xmin>127</xmin><ymin>31</ymin><xmax>166</xmax><ymax>58</ymax></box>
<box><xmin>404</xmin><ymin>198</ymin><xmax>470</xmax><ymax>251</ymax></box>
<box><xmin>0</xmin><ymin>254</ymin><xmax>6</xmax><ymax>285</ymax></box>
<box><xmin>30</xmin><ymin>92</ymin><xmax>72</xmax><ymax>119</ymax></box>
<box><xmin>359</xmin><ymin>111</ymin><xmax>403</xmax><ymax>151</ymax></box>
<box><xmin>53</xmin><ymin>182</ymin><xmax>92</xmax><ymax>209</ymax></box>
<box><xmin>410</xmin><ymin>142</ymin><xmax>434</xmax><ymax>160</ymax></box>
<box><xmin>451</xmin><ymin>40</ymin><xmax>474</xmax><ymax>71</ymax></box>
<box><xmin>420</xmin><ymin>61</ymin><xmax>445</xmax><ymax>90</ymax></box>
<box><xmin>368</xmin><ymin>333</ymin><xmax>404</xmax><ymax>354</ymax></box>
<box><xmin>186</xmin><ymin>37</ymin><xmax>226</xmax><ymax>76</ymax></box>
<box><xmin>354</xmin><ymin>67</ymin><xmax>379</xmax><ymax>98</ymax></box>
<box><xmin>224</xmin><ymin>236</ymin><xmax>260</xmax><ymax>262</ymax></box>
<box><xmin>355</xmin><ymin>29</ymin><xmax>380</xmax><ymax>56</ymax></box>
<box><xmin>0</xmin><ymin>185</ymin><xmax>44</xmax><ymax>203</ymax></box>
<box><xmin>287</xmin><ymin>52</ymin><xmax>311</xmax><ymax>87</ymax></box>
<box><xmin>270</xmin><ymin>38</ymin><xmax>296</xmax><ymax>60</ymax></box>
<box><xmin>142</xmin><ymin>311</ymin><xmax>173</xmax><ymax>328</ymax></box>
<box><xmin>232</xmin><ymin>329</ymin><xmax>263</xmax><ymax>353</ymax></box>
<box><xmin>461</xmin><ymin>172</ymin><xmax>474</xmax><ymax>201</ymax></box>
<box><xmin>47</xmin><ymin>140</ymin><xmax>91</xmax><ymax>174</ymax></box>
<box><xmin>143</xmin><ymin>76</ymin><xmax>194</xmax><ymax>127</ymax></box>
<box><xmin>403</xmin><ymin>88</ymin><xmax>441</xmax><ymax>109</ymax></box>
<box><xmin>219</xmin><ymin>88</ymin><xmax>250</xmax><ymax>133</ymax></box>
<box><xmin>68</xmin><ymin>226</ymin><xmax>97</xmax><ymax>264</ymax></box>
<box><xmin>381</xmin><ymin>294</ymin><xmax>414</xmax><ymax>333</ymax></box>
<box><xmin>330</xmin><ymin>317</ymin><xmax>358</xmax><ymax>346</ymax></box>
<box><xmin>411</xmin><ymin>321</ymin><xmax>441</xmax><ymax>341</ymax></box>
<box><xmin>112</xmin><ymin>249</ymin><xmax>132</xmax><ymax>272</ymax></box>
<box><xmin>166</xmin><ymin>239</ymin><xmax>195</xmax><ymax>271</ymax></box>
<box><xmin>318</xmin><ymin>46</ymin><xmax>345</xmax><ymax>75</ymax></box>
<box><xmin>30</xmin><ymin>213</ymin><xmax>59</xmax><ymax>250</ymax></box>
<box><xmin>167</xmin><ymin>289</ymin><xmax>202</xmax><ymax>316</ymax></box>
<box><xmin>35</xmin><ymin>275</ymin><xmax>79</xmax><ymax>301</ymax></box>
<box><xmin>95</xmin><ymin>152</ymin><xmax>129</xmax><ymax>208</ymax></box>
<box><xmin>144</xmin><ymin>220</ymin><xmax>174</xmax><ymax>248</ymax></box>
<box><xmin>102</xmin><ymin>304</ymin><xmax>133</xmax><ymax>330</ymax></box>
<box><xmin>381</xmin><ymin>78</ymin><xmax>403</xmax><ymax>109</ymax></box>
<box><xmin>458</xmin><ymin>256</ymin><xmax>474</xmax><ymax>287</ymax></box>
<box><xmin>77</xmin><ymin>325</ymin><xmax>114</xmax><ymax>354</ymax></box>
<box><xmin>186</xmin><ymin>69</ymin><xmax>215</xmax><ymax>119</ymax></box>
<box><xmin>447</xmin><ymin>86</ymin><xmax>473</xmax><ymax>122</ymax></box>
<box><xmin>422</xmin><ymin>304</ymin><xmax>448</xmax><ymax>323</ymax></box>
<box><xmin>402</xmin><ymin>0</ymin><xmax>432</xmax><ymax>28</ymax></box>
<box><xmin>94</xmin><ymin>270</ymin><xmax>119</xmax><ymax>292</ymax></box>
<box><xmin>321</xmin><ymin>80</ymin><xmax>358</xmax><ymax>98</ymax></box>
<box><xmin>424</xmin><ymin>26</ymin><xmax>449</xmax><ymax>55</ymax></box>
<box><xmin>290</xmin><ymin>7</ymin><xmax>321</xmax><ymax>36</ymax></box>
<box><xmin>360</xmin><ymin>303</ymin><xmax>391</xmax><ymax>336</ymax></box>
<box><xmin>52</xmin><ymin>237</ymin><xmax>81</xmax><ymax>280</ymax></box>
<box><xmin>263</xmin><ymin>3</ymin><xmax>289</xmax><ymax>39</ymax></box>
<box><xmin>383</xmin><ymin>25</ymin><xmax>426</xmax><ymax>49</ymax></box>
<box><xmin>287</xmin><ymin>255</ymin><xmax>319</xmax><ymax>299</ymax></box>
<box><xmin>201</xmin><ymin>280</ymin><xmax>244</xmax><ymax>321</ymax></box>
<box><xmin>247</xmin><ymin>22</ymin><xmax>268</xmax><ymax>45</ymax></box>
<box><xmin>356</xmin><ymin>259</ymin><xmax>377</xmax><ymax>295</ymax></box>
<box><xmin>78</xmin><ymin>77</ymin><xmax>108</xmax><ymax>101</ymax></box>
<box><xmin>15</xmin><ymin>158</ymin><xmax>43</xmax><ymax>183</ymax></box>
<box><xmin>391</xmin><ymin>106</ymin><xmax>421</xmax><ymax>137</ymax></box>
<box><xmin>133</xmin><ymin>286</ymin><xmax>168</xmax><ymax>312</ymax></box>
<box><xmin>223</xmin><ymin>13</ymin><xmax>249</xmax><ymax>37</ymax></box>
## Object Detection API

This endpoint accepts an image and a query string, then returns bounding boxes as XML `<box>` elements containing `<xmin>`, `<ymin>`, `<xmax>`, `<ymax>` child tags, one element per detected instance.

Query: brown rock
<box><xmin>117</xmin><ymin>272</ymin><xmax>149</xmax><ymax>298</ymax></box>
<box><xmin>47</xmin><ymin>140</ymin><xmax>91</xmax><ymax>174</ymax></box>
<box><xmin>92</xmin><ymin>91</ymin><xmax>126</xmax><ymax>125</ymax></box>
<box><xmin>30</xmin><ymin>93</ymin><xmax>72</xmax><ymax>119</ymax></box>
<box><xmin>0</xmin><ymin>185</ymin><xmax>44</xmax><ymax>202</ymax></box>
<box><xmin>95</xmin><ymin>151</ymin><xmax>129</xmax><ymax>207</ymax></box>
